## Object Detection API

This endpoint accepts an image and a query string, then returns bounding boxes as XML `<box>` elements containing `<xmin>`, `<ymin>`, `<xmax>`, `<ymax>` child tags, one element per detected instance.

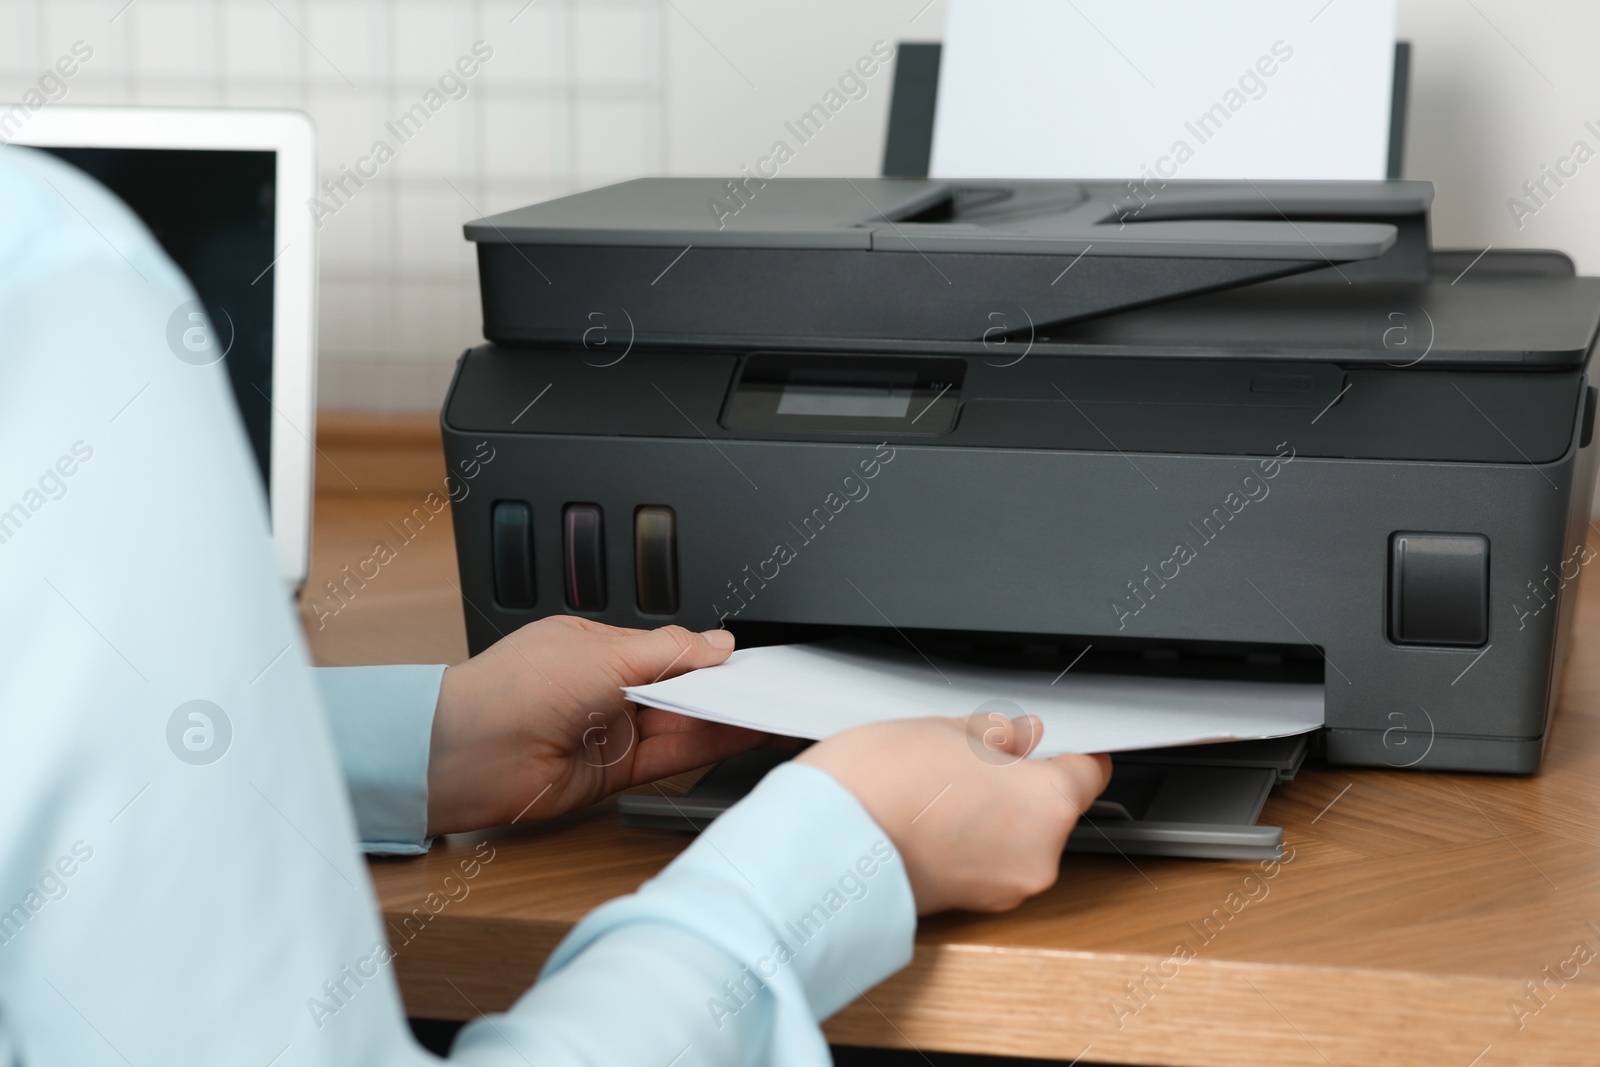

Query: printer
<box><xmin>440</xmin><ymin>176</ymin><xmax>1600</xmax><ymax>858</ymax></box>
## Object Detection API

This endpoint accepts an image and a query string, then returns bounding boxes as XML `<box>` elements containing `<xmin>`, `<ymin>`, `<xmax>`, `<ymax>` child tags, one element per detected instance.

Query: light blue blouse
<box><xmin>0</xmin><ymin>144</ymin><xmax>914</xmax><ymax>1066</ymax></box>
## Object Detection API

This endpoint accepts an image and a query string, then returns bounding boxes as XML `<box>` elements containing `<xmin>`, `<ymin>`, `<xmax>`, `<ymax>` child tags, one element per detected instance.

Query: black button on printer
<box><xmin>564</xmin><ymin>503</ymin><xmax>607</xmax><ymax>611</ymax></box>
<box><xmin>490</xmin><ymin>501</ymin><xmax>535</xmax><ymax>609</ymax></box>
<box><xmin>634</xmin><ymin>506</ymin><xmax>679</xmax><ymax>615</ymax></box>
<box><xmin>1389</xmin><ymin>532</ymin><xmax>1489</xmax><ymax>647</ymax></box>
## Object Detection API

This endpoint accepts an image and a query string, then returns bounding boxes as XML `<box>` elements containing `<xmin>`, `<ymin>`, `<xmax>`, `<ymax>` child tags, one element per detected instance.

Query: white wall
<box><xmin>1</xmin><ymin>0</ymin><xmax>670</xmax><ymax>409</ymax></box>
<box><xmin>1399</xmin><ymin>0</ymin><xmax>1600</xmax><ymax>267</ymax></box>
<box><xmin>660</xmin><ymin>0</ymin><xmax>938</xmax><ymax>180</ymax></box>
<box><xmin>3</xmin><ymin>0</ymin><xmax>1600</xmax><ymax>412</ymax></box>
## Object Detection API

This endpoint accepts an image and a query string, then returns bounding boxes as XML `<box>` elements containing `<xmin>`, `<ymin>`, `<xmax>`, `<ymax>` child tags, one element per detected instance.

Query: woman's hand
<box><xmin>425</xmin><ymin>617</ymin><xmax>766</xmax><ymax>836</ymax></box>
<box><xmin>798</xmin><ymin>716</ymin><xmax>1111</xmax><ymax>914</ymax></box>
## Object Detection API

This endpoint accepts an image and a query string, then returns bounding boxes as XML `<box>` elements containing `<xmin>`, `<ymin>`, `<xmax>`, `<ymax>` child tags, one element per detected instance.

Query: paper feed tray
<box><xmin>618</xmin><ymin>734</ymin><xmax>1307</xmax><ymax>862</ymax></box>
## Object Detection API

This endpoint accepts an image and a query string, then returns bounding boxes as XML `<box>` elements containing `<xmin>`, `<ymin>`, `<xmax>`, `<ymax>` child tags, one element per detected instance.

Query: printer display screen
<box><xmin>724</xmin><ymin>354</ymin><xmax>963</xmax><ymax>435</ymax></box>
<box><xmin>776</xmin><ymin>372</ymin><xmax>915</xmax><ymax>419</ymax></box>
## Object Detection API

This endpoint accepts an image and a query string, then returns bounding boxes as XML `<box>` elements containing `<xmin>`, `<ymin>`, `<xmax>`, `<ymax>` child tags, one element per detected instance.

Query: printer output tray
<box><xmin>617</xmin><ymin>736</ymin><xmax>1306</xmax><ymax>861</ymax></box>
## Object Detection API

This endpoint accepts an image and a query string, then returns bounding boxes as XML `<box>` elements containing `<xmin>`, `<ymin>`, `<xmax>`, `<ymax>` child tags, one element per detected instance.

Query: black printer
<box><xmin>439</xmin><ymin>176</ymin><xmax>1600</xmax><ymax>857</ymax></box>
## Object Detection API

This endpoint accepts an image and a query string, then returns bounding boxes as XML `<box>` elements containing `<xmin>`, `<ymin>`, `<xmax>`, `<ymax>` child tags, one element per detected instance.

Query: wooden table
<box><xmin>305</xmin><ymin>416</ymin><xmax>1600</xmax><ymax>1066</ymax></box>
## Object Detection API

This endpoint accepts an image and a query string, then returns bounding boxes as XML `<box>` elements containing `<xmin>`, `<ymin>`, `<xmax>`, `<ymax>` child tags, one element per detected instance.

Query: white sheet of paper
<box><xmin>625</xmin><ymin>642</ymin><xmax>1322</xmax><ymax>756</ymax></box>
<box><xmin>930</xmin><ymin>0</ymin><xmax>1397</xmax><ymax>181</ymax></box>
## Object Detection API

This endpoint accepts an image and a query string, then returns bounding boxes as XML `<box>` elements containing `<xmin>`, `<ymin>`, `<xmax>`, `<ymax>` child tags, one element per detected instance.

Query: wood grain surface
<box><xmin>305</xmin><ymin>415</ymin><xmax>1600</xmax><ymax>1066</ymax></box>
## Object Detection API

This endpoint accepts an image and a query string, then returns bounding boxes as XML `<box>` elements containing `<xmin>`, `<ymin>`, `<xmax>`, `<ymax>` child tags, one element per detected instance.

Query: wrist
<box><xmin>425</xmin><ymin>663</ymin><xmax>478</xmax><ymax>835</ymax></box>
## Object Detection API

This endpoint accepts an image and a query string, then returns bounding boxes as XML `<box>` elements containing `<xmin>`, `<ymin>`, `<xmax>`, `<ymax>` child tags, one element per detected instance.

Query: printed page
<box><xmin>930</xmin><ymin>0</ymin><xmax>1397</xmax><ymax>181</ymax></box>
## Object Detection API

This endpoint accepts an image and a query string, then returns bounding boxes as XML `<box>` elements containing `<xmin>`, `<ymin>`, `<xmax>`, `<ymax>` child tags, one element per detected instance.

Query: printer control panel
<box><xmin>722</xmin><ymin>353</ymin><xmax>964</xmax><ymax>435</ymax></box>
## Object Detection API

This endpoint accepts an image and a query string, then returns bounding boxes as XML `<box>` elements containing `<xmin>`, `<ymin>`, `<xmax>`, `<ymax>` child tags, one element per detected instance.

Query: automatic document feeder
<box><xmin>441</xmin><ymin>178</ymin><xmax>1600</xmax><ymax>858</ymax></box>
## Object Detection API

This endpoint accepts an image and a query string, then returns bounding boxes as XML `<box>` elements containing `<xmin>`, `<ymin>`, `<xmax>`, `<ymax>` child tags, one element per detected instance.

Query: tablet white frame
<box><xmin>9</xmin><ymin>106</ymin><xmax>318</xmax><ymax>591</ymax></box>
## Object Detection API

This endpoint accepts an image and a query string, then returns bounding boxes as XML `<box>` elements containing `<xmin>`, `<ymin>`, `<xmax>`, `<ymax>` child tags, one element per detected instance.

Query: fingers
<box><xmin>1007</xmin><ymin>715</ymin><xmax>1044</xmax><ymax>758</ymax></box>
<box><xmin>615</xmin><ymin>624</ymin><xmax>736</xmax><ymax>685</ymax></box>
<box><xmin>961</xmin><ymin>712</ymin><xmax>1042</xmax><ymax>760</ymax></box>
<box><xmin>1088</xmin><ymin>752</ymin><xmax>1113</xmax><ymax>787</ymax></box>
<box><xmin>1040</xmin><ymin>751</ymin><xmax>1114</xmax><ymax>814</ymax></box>
<box><xmin>636</xmin><ymin>706</ymin><xmax>756</xmax><ymax>737</ymax></box>
<box><xmin>628</xmin><ymin>720</ymin><xmax>769</xmax><ymax>786</ymax></box>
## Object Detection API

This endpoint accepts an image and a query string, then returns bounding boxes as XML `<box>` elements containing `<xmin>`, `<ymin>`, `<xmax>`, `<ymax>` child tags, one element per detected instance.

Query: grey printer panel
<box><xmin>441</xmin><ymin>353</ymin><xmax>1599</xmax><ymax>774</ymax></box>
<box><xmin>443</xmin><ymin>347</ymin><xmax>1585</xmax><ymax>464</ymax></box>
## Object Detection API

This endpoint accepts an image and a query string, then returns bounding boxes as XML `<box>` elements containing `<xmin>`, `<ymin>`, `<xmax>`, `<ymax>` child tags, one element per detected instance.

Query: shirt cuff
<box><xmin>314</xmin><ymin>664</ymin><xmax>445</xmax><ymax>855</ymax></box>
<box><xmin>543</xmin><ymin>761</ymin><xmax>917</xmax><ymax>1024</ymax></box>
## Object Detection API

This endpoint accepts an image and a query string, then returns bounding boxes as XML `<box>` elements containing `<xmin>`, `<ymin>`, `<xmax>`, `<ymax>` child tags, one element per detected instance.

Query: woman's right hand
<box><xmin>797</xmin><ymin>715</ymin><xmax>1112</xmax><ymax>915</ymax></box>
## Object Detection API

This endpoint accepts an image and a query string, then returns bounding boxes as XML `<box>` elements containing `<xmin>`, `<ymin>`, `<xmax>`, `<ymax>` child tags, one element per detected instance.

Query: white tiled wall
<box><xmin>0</xmin><ymin>0</ymin><xmax>666</xmax><ymax>410</ymax></box>
<box><xmin>15</xmin><ymin>0</ymin><xmax>1600</xmax><ymax>425</ymax></box>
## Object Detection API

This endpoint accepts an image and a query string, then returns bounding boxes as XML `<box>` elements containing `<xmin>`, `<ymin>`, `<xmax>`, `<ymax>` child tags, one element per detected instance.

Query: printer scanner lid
<box><xmin>465</xmin><ymin>177</ymin><xmax>1425</xmax><ymax>261</ymax></box>
<box><xmin>461</xmin><ymin>178</ymin><xmax>1600</xmax><ymax>366</ymax></box>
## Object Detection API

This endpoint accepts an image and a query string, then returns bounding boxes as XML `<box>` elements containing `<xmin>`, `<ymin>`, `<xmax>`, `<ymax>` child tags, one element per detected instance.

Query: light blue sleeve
<box><xmin>0</xmin><ymin>143</ymin><xmax>919</xmax><ymax>1067</ymax></box>
<box><xmin>456</xmin><ymin>762</ymin><xmax>917</xmax><ymax>1066</ymax></box>
<box><xmin>315</xmin><ymin>666</ymin><xmax>446</xmax><ymax>855</ymax></box>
